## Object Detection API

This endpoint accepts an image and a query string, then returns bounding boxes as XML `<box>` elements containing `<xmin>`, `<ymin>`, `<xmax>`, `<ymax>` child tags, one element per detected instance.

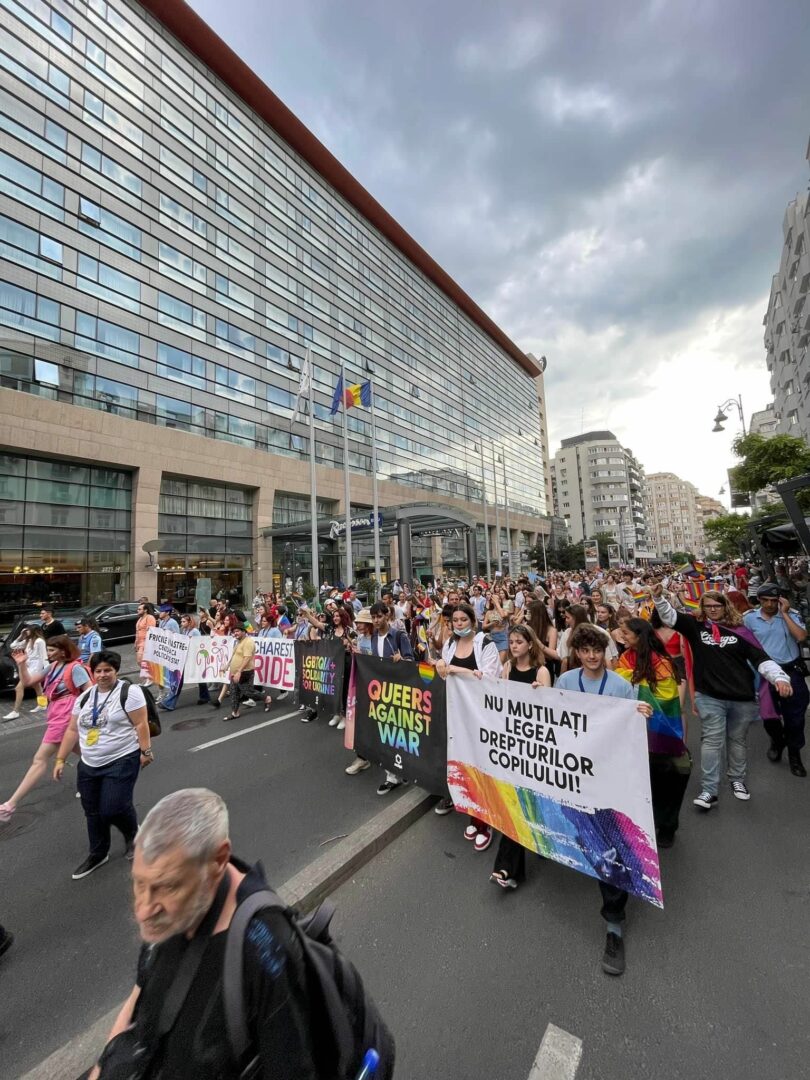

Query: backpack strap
<box><xmin>78</xmin><ymin>687</ymin><xmax>94</xmax><ymax>709</ymax></box>
<box><xmin>223</xmin><ymin>888</ymin><xmax>286</xmax><ymax>1064</ymax></box>
<box><xmin>119</xmin><ymin>678</ymin><xmax>131</xmax><ymax>715</ymax></box>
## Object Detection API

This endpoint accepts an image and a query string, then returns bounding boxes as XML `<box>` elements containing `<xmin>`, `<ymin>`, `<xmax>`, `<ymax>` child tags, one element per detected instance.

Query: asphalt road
<box><xmin>329</xmin><ymin>720</ymin><xmax>810</xmax><ymax>1080</ymax></box>
<box><xmin>0</xmin><ymin>681</ymin><xmax>403</xmax><ymax>1079</ymax></box>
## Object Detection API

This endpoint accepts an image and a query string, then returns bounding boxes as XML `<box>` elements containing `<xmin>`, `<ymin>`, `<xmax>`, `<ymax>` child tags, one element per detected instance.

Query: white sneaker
<box><xmin>29</xmin><ymin>705</ymin><xmax>45</xmax><ymax>714</ymax></box>
<box><xmin>345</xmin><ymin>757</ymin><xmax>371</xmax><ymax>775</ymax></box>
<box><xmin>243</xmin><ymin>699</ymin><xmax>257</xmax><ymax>708</ymax></box>
<box><xmin>730</xmin><ymin>780</ymin><xmax>750</xmax><ymax>801</ymax></box>
<box><xmin>328</xmin><ymin>715</ymin><xmax>340</xmax><ymax>727</ymax></box>
<box><xmin>337</xmin><ymin>718</ymin><xmax>346</xmax><ymax>731</ymax></box>
<box><xmin>2</xmin><ymin>710</ymin><xmax>20</xmax><ymax>721</ymax></box>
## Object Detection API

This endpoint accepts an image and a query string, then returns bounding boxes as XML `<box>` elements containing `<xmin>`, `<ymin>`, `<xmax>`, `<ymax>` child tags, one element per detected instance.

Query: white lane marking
<box><xmin>529</xmin><ymin>1023</ymin><xmax>583</xmax><ymax>1080</ymax></box>
<box><xmin>188</xmin><ymin>710</ymin><xmax>300</xmax><ymax>752</ymax></box>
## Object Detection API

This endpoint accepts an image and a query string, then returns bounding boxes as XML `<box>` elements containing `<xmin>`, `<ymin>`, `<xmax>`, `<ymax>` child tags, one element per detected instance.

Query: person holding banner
<box><xmin>490</xmin><ymin>626</ymin><xmax>552</xmax><ymax>884</ymax></box>
<box><xmin>436</xmin><ymin>603</ymin><xmax>501</xmax><ymax>849</ymax></box>
<box><xmin>555</xmin><ymin>624</ymin><xmax>653</xmax><ymax>976</ymax></box>
<box><xmin>614</xmin><ymin>620</ymin><xmax>692</xmax><ymax>848</ymax></box>
<box><xmin>135</xmin><ymin>602</ymin><xmax>157</xmax><ymax>688</ymax></box>
<box><xmin>370</xmin><ymin>603</ymin><xmax>415</xmax><ymax>795</ymax></box>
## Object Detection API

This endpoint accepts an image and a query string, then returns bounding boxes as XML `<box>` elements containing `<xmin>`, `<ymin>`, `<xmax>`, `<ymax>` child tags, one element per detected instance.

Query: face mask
<box><xmin>454</xmin><ymin>626</ymin><xmax>474</xmax><ymax>638</ymax></box>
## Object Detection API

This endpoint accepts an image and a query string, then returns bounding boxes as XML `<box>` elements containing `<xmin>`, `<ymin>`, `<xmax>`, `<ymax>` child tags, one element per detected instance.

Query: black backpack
<box><xmin>78</xmin><ymin>679</ymin><xmax>161</xmax><ymax>738</ymax></box>
<box><xmin>224</xmin><ymin>886</ymin><xmax>395</xmax><ymax>1079</ymax></box>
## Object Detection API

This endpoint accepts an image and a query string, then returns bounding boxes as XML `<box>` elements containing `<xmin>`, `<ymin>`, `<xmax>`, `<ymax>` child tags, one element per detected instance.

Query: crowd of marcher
<box><xmin>1</xmin><ymin>556</ymin><xmax>807</xmax><ymax>1072</ymax></box>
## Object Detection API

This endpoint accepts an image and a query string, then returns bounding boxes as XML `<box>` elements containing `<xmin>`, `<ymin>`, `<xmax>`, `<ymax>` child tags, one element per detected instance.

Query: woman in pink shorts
<box><xmin>0</xmin><ymin>635</ymin><xmax>91</xmax><ymax>820</ymax></box>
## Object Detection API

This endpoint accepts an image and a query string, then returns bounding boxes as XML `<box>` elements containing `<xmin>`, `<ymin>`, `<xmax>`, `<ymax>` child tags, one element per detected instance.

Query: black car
<box><xmin>62</xmin><ymin>603</ymin><xmax>141</xmax><ymax>646</ymax></box>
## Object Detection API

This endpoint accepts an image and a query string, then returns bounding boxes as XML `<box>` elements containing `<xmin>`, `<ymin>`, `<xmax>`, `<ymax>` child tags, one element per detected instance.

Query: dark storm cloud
<box><xmin>190</xmin><ymin>0</ymin><xmax>807</xmax><ymax>400</ymax></box>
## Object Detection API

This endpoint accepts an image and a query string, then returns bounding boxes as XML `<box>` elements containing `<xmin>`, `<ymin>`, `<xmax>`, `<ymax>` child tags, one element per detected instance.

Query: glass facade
<box><xmin>0</xmin><ymin>0</ymin><xmax>547</xmax><ymax>524</ymax></box>
<box><xmin>0</xmin><ymin>451</ymin><xmax>131</xmax><ymax>621</ymax></box>
<box><xmin>157</xmin><ymin>477</ymin><xmax>253</xmax><ymax>608</ymax></box>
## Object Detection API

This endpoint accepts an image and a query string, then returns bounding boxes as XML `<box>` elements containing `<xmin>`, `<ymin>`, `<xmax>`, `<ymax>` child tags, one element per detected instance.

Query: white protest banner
<box><xmin>254</xmin><ymin>637</ymin><xmax>296</xmax><ymax>691</ymax></box>
<box><xmin>184</xmin><ymin>635</ymin><xmax>235</xmax><ymax>685</ymax></box>
<box><xmin>447</xmin><ymin>677</ymin><xmax>662</xmax><ymax>907</ymax></box>
<box><xmin>142</xmin><ymin>627</ymin><xmax>189</xmax><ymax>674</ymax></box>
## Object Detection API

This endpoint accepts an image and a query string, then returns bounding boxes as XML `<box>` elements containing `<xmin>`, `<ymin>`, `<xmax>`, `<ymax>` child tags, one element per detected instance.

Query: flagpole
<box><xmin>306</xmin><ymin>349</ymin><xmax>319</xmax><ymax>595</ymax></box>
<box><xmin>369</xmin><ymin>379</ymin><xmax>382</xmax><ymax>593</ymax></box>
<box><xmin>502</xmin><ymin>452</ymin><xmax>512</xmax><ymax>577</ymax></box>
<box><xmin>340</xmin><ymin>360</ymin><xmax>352</xmax><ymax>588</ymax></box>
<box><xmin>479</xmin><ymin>441</ymin><xmax>491</xmax><ymax>578</ymax></box>
<box><xmin>491</xmin><ymin>444</ymin><xmax>502</xmax><ymax>575</ymax></box>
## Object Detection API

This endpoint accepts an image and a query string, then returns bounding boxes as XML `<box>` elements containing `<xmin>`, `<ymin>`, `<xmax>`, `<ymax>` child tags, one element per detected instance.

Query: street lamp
<box><xmin>712</xmin><ymin>395</ymin><xmax>746</xmax><ymax>435</ymax></box>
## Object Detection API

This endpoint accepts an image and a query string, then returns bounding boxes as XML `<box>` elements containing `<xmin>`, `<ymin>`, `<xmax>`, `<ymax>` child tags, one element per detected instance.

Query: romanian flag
<box><xmin>330</xmin><ymin>376</ymin><xmax>371</xmax><ymax>414</ymax></box>
<box><xmin>614</xmin><ymin>652</ymin><xmax>687</xmax><ymax>757</ymax></box>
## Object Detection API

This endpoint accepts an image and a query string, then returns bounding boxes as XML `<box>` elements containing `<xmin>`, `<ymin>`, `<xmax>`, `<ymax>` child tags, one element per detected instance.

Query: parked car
<box><xmin>62</xmin><ymin>603</ymin><xmax>141</xmax><ymax>646</ymax></box>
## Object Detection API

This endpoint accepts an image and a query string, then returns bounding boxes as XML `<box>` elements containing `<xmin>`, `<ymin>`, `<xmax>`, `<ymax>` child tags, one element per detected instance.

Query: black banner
<box><xmin>353</xmin><ymin>655</ymin><xmax>448</xmax><ymax>796</ymax></box>
<box><xmin>295</xmin><ymin>639</ymin><xmax>346</xmax><ymax>717</ymax></box>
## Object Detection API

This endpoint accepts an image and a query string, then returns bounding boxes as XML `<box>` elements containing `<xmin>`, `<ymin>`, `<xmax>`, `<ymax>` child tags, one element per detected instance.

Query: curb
<box><xmin>19</xmin><ymin>786</ymin><xmax>435</xmax><ymax>1080</ymax></box>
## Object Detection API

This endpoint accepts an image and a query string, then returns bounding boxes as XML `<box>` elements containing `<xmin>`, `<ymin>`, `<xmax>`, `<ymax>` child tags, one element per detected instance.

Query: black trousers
<box><xmin>77</xmin><ymin>749</ymin><xmax>140</xmax><ymax>859</ymax></box>
<box><xmin>231</xmin><ymin>672</ymin><xmax>255</xmax><ymax>712</ymax></box>
<box><xmin>764</xmin><ymin>667</ymin><xmax>809</xmax><ymax>751</ymax></box>
<box><xmin>649</xmin><ymin>751</ymin><xmax>692</xmax><ymax>838</ymax></box>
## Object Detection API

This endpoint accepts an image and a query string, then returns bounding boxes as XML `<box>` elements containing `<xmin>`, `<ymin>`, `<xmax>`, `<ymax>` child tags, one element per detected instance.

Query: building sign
<box><xmin>607</xmin><ymin>543</ymin><xmax>621</xmax><ymax>568</ymax></box>
<box><xmin>328</xmin><ymin>512</ymin><xmax>383</xmax><ymax>539</ymax></box>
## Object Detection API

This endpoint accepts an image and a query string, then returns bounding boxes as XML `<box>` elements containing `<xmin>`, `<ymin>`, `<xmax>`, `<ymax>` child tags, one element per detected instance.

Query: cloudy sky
<box><xmin>190</xmin><ymin>0</ymin><xmax>808</xmax><ymax>503</ymax></box>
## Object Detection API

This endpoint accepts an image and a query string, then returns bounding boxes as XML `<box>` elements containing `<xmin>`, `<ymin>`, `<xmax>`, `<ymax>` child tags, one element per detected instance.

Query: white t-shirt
<box><xmin>74</xmin><ymin>680</ymin><xmax>146</xmax><ymax>767</ymax></box>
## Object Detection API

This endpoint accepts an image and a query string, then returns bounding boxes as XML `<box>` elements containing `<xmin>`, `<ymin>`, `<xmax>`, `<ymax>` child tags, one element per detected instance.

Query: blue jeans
<box><xmin>694</xmin><ymin>693</ymin><xmax>758</xmax><ymax>794</ymax></box>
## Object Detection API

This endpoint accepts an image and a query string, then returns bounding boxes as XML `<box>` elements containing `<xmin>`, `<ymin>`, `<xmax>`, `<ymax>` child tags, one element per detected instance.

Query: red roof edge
<box><xmin>138</xmin><ymin>0</ymin><xmax>539</xmax><ymax>379</ymax></box>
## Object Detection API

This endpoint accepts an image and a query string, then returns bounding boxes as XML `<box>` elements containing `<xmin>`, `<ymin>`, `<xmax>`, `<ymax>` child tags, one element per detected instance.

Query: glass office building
<box><xmin>0</xmin><ymin>0</ymin><xmax>550</xmax><ymax>614</ymax></box>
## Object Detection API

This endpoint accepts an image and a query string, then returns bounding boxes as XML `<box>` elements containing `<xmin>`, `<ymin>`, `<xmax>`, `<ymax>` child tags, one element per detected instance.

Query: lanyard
<box><xmin>43</xmin><ymin>663</ymin><xmax>65</xmax><ymax>693</ymax></box>
<box><xmin>579</xmin><ymin>669</ymin><xmax>608</xmax><ymax>696</ymax></box>
<box><xmin>91</xmin><ymin>685</ymin><xmax>116</xmax><ymax>727</ymax></box>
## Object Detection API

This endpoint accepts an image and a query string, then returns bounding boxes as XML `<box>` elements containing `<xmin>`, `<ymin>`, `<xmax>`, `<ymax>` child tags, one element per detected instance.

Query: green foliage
<box><xmin>731</xmin><ymin>433</ymin><xmax>810</xmax><ymax>492</ymax></box>
<box><xmin>669</xmin><ymin>551</ymin><xmax>695</xmax><ymax>564</ymax></box>
<box><xmin>702</xmin><ymin>514</ymin><xmax>751</xmax><ymax>559</ymax></box>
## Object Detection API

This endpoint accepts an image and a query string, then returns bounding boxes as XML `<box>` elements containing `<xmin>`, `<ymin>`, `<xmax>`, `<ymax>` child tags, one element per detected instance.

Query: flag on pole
<box><xmin>290</xmin><ymin>351</ymin><xmax>311</xmax><ymax>425</ymax></box>
<box><xmin>330</xmin><ymin>376</ymin><xmax>371</xmax><ymax>414</ymax></box>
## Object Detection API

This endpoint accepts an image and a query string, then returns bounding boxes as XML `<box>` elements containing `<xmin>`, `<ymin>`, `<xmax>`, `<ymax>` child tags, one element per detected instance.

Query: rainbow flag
<box><xmin>614</xmin><ymin>652</ymin><xmax>686</xmax><ymax>757</ymax></box>
<box><xmin>682</xmin><ymin>578</ymin><xmax>709</xmax><ymax>610</ymax></box>
<box><xmin>631</xmin><ymin>588</ymin><xmax>648</xmax><ymax>603</ymax></box>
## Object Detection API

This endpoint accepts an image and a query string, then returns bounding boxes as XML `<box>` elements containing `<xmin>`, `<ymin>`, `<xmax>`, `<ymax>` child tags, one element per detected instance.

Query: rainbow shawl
<box><xmin>614</xmin><ymin>651</ymin><xmax>686</xmax><ymax>757</ymax></box>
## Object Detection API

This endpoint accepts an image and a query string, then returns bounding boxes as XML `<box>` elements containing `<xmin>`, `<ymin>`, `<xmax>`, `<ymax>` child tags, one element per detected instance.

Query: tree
<box><xmin>732</xmin><ymin>433</ymin><xmax>810</xmax><ymax>497</ymax></box>
<box><xmin>702</xmin><ymin>514</ymin><xmax>751</xmax><ymax>559</ymax></box>
<box><xmin>669</xmin><ymin>551</ymin><xmax>695</xmax><ymax>565</ymax></box>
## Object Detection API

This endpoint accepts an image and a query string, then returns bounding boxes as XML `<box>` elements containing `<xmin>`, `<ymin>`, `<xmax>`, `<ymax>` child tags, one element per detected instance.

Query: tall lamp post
<box><xmin>712</xmin><ymin>396</ymin><xmax>746</xmax><ymax>435</ymax></box>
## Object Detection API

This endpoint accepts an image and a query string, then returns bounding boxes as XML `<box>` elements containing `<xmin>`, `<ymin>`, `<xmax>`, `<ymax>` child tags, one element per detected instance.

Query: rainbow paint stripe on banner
<box><xmin>448</xmin><ymin>761</ymin><xmax>663</xmax><ymax>908</ymax></box>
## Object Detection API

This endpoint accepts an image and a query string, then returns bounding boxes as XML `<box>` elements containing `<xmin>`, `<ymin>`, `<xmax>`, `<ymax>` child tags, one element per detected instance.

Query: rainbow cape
<box><xmin>614</xmin><ymin>651</ymin><xmax>686</xmax><ymax>757</ymax></box>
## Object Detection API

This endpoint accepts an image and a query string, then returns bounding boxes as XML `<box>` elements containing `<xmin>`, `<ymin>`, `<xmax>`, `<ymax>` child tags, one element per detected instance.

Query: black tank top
<box><xmin>451</xmin><ymin>649</ymin><xmax>478</xmax><ymax>671</ymax></box>
<box><xmin>508</xmin><ymin>665</ymin><xmax>538</xmax><ymax>684</ymax></box>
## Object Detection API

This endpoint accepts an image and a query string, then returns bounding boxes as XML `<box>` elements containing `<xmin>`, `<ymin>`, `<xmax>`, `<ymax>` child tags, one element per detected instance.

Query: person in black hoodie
<box><xmin>652</xmin><ymin>583</ymin><xmax>791</xmax><ymax>809</ymax></box>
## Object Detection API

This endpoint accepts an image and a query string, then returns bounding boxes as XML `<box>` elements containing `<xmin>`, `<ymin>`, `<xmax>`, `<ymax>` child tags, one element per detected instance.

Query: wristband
<box><xmin>55</xmin><ymin>757</ymin><xmax>65</xmax><ymax>765</ymax></box>
<box><xmin>141</xmin><ymin>747</ymin><xmax>154</xmax><ymax>757</ymax></box>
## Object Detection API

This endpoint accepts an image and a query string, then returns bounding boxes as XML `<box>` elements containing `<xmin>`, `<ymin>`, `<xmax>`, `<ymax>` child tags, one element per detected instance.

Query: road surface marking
<box><xmin>529</xmin><ymin>1023</ymin><xmax>583</xmax><ymax>1079</ymax></box>
<box><xmin>188</xmin><ymin>710</ymin><xmax>300</xmax><ymax>751</ymax></box>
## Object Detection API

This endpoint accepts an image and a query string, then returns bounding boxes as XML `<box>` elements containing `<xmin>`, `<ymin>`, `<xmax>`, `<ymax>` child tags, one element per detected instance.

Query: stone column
<box><xmin>131</xmin><ymin>464</ymin><xmax>162</xmax><ymax>603</ymax></box>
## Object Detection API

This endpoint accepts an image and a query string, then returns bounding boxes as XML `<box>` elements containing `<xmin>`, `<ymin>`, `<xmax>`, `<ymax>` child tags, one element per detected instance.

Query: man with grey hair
<box><xmin>90</xmin><ymin>788</ymin><xmax>320</xmax><ymax>1079</ymax></box>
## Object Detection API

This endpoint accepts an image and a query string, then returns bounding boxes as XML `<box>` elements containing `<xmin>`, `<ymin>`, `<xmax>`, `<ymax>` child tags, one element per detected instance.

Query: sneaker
<box><xmin>328</xmin><ymin>715</ymin><xmax>340</xmax><ymax>727</ymax></box>
<box><xmin>276</xmin><ymin>691</ymin><xmax>289</xmax><ymax>701</ymax></box>
<box><xmin>730</xmin><ymin>780</ymin><xmax>750</xmax><ymax>801</ymax></box>
<box><xmin>71</xmin><ymin>854</ymin><xmax>109</xmax><ymax>880</ymax></box>
<box><xmin>693</xmin><ymin>791</ymin><xmax>718</xmax><ymax>810</ymax></box>
<box><xmin>336</xmin><ymin>718</ymin><xmax>346</xmax><ymax>731</ymax></box>
<box><xmin>243</xmin><ymin>699</ymin><xmax>257</xmax><ymax>708</ymax></box>
<box><xmin>601</xmin><ymin>932</ymin><xmax>625</xmax><ymax>976</ymax></box>
<box><xmin>376</xmin><ymin>779</ymin><xmax>401</xmax><ymax>796</ymax></box>
<box><xmin>300</xmin><ymin>709</ymin><xmax>316</xmax><ymax>723</ymax></box>
<box><xmin>474</xmin><ymin>828</ymin><xmax>493</xmax><ymax>852</ymax></box>
<box><xmin>434</xmin><ymin>797</ymin><xmax>454</xmax><ymax>815</ymax></box>
<box><xmin>29</xmin><ymin>703</ymin><xmax>46</xmax><ymax>714</ymax></box>
<box><xmin>2</xmin><ymin>710</ymin><xmax>20</xmax><ymax>721</ymax></box>
<box><xmin>463</xmin><ymin>823</ymin><xmax>478</xmax><ymax>841</ymax></box>
<box><xmin>345</xmin><ymin>757</ymin><xmax>371</xmax><ymax>775</ymax></box>
<box><xmin>210</xmin><ymin>700</ymin><xmax>221</xmax><ymax>709</ymax></box>
<box><xmin>0</xmin><ymin>930</ymin><xmax>13</xmax><ymax>959</ymax></box>
<box><xmin>789</xmin><ymin>751</ymin><xmax>807</xmax><ymax>778</ymax></box>
<box><xmin>490</xmin><ymin>871</ymin><xmax>518</xmax><ymax>889</ymax></box>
